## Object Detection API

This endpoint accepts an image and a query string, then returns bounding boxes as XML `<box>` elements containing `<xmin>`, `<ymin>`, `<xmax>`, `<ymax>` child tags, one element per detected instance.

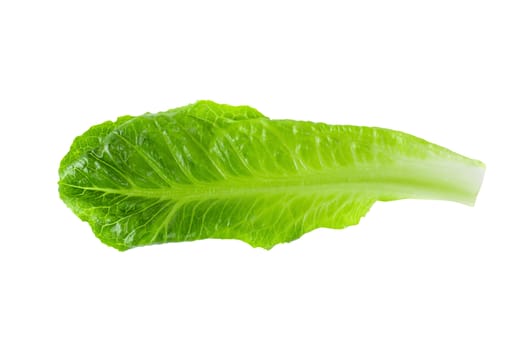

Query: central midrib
<box><xmin>63</xmin><ymin>178</ymin><xmax>367</xmax><ymax>200</ymax></box>
<box><xmin>61</xmin><ymin>157</ymin><xmax>481</xmax><ymax>205</ymax></box>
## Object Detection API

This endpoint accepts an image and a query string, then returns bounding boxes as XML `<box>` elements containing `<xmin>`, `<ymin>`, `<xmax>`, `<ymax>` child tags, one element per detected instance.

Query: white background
<box><xmin>1</xmin><ymin>1</ymin><xmax>524</xmax><ymax>349</ymax></box>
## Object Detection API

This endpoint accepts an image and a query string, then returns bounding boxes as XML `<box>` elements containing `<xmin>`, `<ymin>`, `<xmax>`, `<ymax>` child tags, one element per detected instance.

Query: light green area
<box><xmin>59</xmin><ymin>101</ymin><xmax>485</xmax><ymax>250</ymax></box>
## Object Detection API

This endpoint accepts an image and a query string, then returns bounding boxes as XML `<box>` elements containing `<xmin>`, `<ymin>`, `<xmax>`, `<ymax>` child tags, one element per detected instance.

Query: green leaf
<box><xmin>59</xmin><ymin>100</ymin><xmax>485</xmax><ymax>251</ymax></box>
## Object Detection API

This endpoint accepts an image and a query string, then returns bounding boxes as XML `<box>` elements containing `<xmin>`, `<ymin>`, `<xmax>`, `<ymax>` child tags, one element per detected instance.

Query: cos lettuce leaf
<box><xmin>58</xmin><ymin>101</ymin><xmax>485</xmax><ymax>251</ymax></box>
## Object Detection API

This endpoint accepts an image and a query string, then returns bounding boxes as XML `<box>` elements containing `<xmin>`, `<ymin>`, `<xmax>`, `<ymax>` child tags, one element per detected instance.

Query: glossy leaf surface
<box><xmin>59</xmin><ymin>101</ymin><xmax>485</xmax><ymax>250</ymax></box>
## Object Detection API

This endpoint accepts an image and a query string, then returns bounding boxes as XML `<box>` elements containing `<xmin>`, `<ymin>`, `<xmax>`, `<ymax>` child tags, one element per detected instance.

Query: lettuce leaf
<box><xmin>58</xmin><ymin>100</ymin><xmax>485</xmax><ymax>250</ymax></box>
